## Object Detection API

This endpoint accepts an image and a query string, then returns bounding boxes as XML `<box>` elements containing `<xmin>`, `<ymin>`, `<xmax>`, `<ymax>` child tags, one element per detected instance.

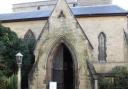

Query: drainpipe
<box><xmin>127</xmin><ymin>15</ymin><xmax>128</xmax><ymax>31</ymax></box>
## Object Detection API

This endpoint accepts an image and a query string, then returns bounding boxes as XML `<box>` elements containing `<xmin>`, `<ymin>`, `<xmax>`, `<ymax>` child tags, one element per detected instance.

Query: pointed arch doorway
<box><xmin>47</xmin><ymin>41</ymin><xmax>78</xmax><ymax>89</ymax></box>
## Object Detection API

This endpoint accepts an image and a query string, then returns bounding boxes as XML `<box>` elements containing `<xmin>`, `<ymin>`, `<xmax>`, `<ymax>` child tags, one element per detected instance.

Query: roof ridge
<box><xmin>73</xmin><ymin>4</ymin><xmax>118</xmax><ymax>8</ymax></box>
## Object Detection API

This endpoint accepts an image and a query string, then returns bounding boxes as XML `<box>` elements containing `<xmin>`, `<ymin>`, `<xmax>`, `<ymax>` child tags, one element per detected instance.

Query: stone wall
<box><xmin>13</xmin><ymin>0</ymin><xmax>77</xmax><ymax>12</ymax></box>
<box><xmin>2</xmin><ymin>20</ymin><xmax>47</xmax><ymax>39</ymax></box>
<box><xmin>28</xmin><ymin>0</ymin><xmax>93</xmax><ymax>88</ymax></box>
<box><xmin>78</xmin><ymin>0</ymin><xmax>112</xmax><ymax>6</ymax></box>
<box><xmin>13</xmin><ymin>0</ymin><xmax>112</xmax><ymax>12</ymax></box>
<box><xmin>2</xmin><ymin>16</ymin><xmax>127</xmax><ymax>73</ymax></box>
<box><xmin>78</xmin><ymin>16</ymin><xmax>127</xmax><ymax>73</ymax></box>
<box><xmin>78</xmin><ymin>16</ymin><xmax>127</xmax><ymax>63</ymax></box>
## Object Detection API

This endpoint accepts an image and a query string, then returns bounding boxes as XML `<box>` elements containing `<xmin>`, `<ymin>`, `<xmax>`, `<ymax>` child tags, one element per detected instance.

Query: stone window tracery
<box><xmin>24</xmin><ymin>29</ymin><xmax>36</xmax><ymax>46</ymax></box>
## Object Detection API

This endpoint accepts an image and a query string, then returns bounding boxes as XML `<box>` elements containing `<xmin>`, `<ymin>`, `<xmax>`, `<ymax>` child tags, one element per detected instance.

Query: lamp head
<box><xmin>16</xmin><ymin>52</ymin><xmax>23</xmax><ymax>65</ymax></box>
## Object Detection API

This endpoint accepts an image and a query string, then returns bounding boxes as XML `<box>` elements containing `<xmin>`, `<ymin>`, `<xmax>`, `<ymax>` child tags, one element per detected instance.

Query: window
<box><xmin>37</xmin><ymin>6</ymin><xmax>40</xmax><ymax>10</ymax></box>
<box><xmin>24</xmin><ymin>29</ymin><xmax>36</xmax><ymax>48</ymax></box>
<box><xmin>98</xmin><ymin>32</ymin><xmax>107</xmax><ymax>62</ymax></box>
<box><xmin>24</xmin><ymin>29</ymin><xmax>35</xmax><ymax>40</ymax></box>
<box><xmin>58</xmin><ymin>11</ymin><xmax>65</xmax><ymax>18</ymax></box>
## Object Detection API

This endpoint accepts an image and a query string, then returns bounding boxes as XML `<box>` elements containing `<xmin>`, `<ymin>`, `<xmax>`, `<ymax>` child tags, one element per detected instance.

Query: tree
<box><xmin>0</xmin><ymin>24</ymin><xmax>35</xmax><ymax>89</ymax></box>
<box><xmin>0</xmin><ymin>24</ymin><xmax>19</xmax><ymax>76</ymax></box>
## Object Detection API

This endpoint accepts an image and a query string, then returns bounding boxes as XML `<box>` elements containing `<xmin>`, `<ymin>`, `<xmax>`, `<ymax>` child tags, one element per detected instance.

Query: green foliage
<box><xmin>0</xmin><ymin>74</ymin><xmax>17</xmax><ymax>89</ymax></box>
<box><xmin>0</xmin><ymin>24</ymin><xmax>19</xmax><ymax>76</ymax></box>
<box><xmin>0</xmin><ymin>70</ymin><xmax>3</xmax><ymax>78</ymax></box>
<box><xmin>112</xmin><ymin>66</ymin><xmax>128</xmax><ymax>89</ymax></box>
<box><xmin>6</xmin><ymin>74</ymin><xmax>17</xmax><ymax>89</ymax></box>
<box><xmin>99</xmin><ymin>66</ymin><xmax>128</xmax><ymax>89</ymax></box>
<box><xmin>0</xmin><ymin>25</ymin><xmax>18</xmax><ymax>47</ymax></box>
<box><xmin>99</xmin><ymin>77</ymin><xmax>114</xmax><ymax>89</ymax></box>
<box><xmin>0</xmin><ymin>79</ymin><xmax>6</xmax><ymax>89</ymax></box>
<box><xmin>0</xmin><ymin>24</ymin><xmax>35</xmax><ymax>88</ymax></box>
<box><xmin>0</xmin><ymin>70</ymin><xmax>6</xmax><ymax>89</ymax></box>
<box><xmin>20</xmin><ymin>39</ymin><xmax>35</xmax><ymax>88</ymax></box>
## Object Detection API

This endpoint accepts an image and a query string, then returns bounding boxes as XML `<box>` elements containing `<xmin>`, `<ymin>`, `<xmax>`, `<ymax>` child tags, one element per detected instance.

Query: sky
<box><xmin>113</xmin><ymin>0</ymin><xmax>128</xmax><ymax>10</ymax></box>
<box><xmin>0</xmin><ymin>0</ymin><xmax>128</xmax><ymax>14</ymax></box>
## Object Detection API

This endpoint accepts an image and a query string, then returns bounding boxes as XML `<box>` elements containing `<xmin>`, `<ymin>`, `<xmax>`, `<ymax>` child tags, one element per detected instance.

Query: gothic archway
<box><xmin>46</xmin><ymin>38</ymin><xmax>78</xmax><ymax>89</ymax></box>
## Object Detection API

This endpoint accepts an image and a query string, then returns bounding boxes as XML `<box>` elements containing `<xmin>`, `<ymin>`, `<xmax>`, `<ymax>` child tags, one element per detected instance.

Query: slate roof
<box><xmin>72</xmin><ymin>5</ymin><xmax>127</xmax><ymax>15</ymax></box>
<box><xmin>0</xmin><ymin>5</ymin><xmax>127</xmax><ymax>22</ymax></box>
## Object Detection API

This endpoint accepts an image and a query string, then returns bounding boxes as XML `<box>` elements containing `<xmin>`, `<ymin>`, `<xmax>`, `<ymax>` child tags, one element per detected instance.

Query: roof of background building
<box><xmin>0</xmin><ymin>5</ymin><xmax>127</xmax><ymax>22</ymax></box>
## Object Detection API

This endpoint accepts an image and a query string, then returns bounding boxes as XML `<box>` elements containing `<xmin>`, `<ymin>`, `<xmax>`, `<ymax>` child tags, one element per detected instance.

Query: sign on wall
<box><xmin>49</xmin><ymin>82</ymin><xmax>57</xmax><ymax>89</ymax></box>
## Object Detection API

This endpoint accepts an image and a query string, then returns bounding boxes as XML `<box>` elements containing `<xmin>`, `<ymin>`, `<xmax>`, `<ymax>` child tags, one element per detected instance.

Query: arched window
<box><xmin>24</xmin><ymin>29</ymin><xmax>35</xmax><ymax>38</ymax></box>
<box><xmin>24</xmin><ymin>29</ymin><xmax>36</xmax><ymax>50</ymax></box>
<box><xmin>24</xmin><ymin>29</ymin><xmax>36</xmax><ymax>41</ymax></box>
<box><xmin>24</xmin><ymin>30</ymin><xmax>36</xmax><ymax>72</ymax></box>
<box><xmin>98</xmin><ymin>32</ymin><xmax>107</xmax><ymax>62</ymax></box>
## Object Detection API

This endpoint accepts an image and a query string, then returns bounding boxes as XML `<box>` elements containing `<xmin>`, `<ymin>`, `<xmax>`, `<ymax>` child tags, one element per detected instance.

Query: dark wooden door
<box><xmin>52</xmin><ymin>44</ymin><xmax>64</xmax><ymax>89</ymax></box>
<box><xmin>52</xmin><ymin>44</ymin><xmax>74</xmax><ymax>89</ymax></box>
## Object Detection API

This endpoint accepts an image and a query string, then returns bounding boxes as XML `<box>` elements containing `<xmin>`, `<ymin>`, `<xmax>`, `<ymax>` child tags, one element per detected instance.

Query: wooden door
<box><xmin>52</xmin><ymin>44</ymin><xmax>74</xmax><ymax>89</ymax></box>
<box><xmin>52</xmin><ymin>44</ymin><xmax>64</xmax><ymax>89</ymax></box>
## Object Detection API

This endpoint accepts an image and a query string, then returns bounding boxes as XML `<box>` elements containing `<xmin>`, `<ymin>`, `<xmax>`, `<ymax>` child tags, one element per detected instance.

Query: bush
<box><xmin>0</xmin><ymin>71</ymin><xmax>6</xmax><ymax>89</ymax></box>
<box><xmin>6</xmin><ymin>74</ymin><xmax>17</xmax><ymax>89</ymax></box>
<box><xmin>99</xmin><ymin>77</ymin><xmax>113</xmax><ymax>89</ymax></box>
<box><xmin>112</xmin><ymin>66</ymin><xmax>128</xmax><ymax>89</ymax></box>
<box><xmin>0</xmin><ymin>24</ymin><xmax>35</xmax><ymax>89</ymax></box>
<box><xmin>99</xmin><ymin>66</ymin><xmax>128</xmax><ymax>89</ymax></box>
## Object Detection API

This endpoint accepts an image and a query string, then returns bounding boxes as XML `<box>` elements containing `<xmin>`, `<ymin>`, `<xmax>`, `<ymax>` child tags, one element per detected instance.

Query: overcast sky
<box><xmin>0</xmin><ymin>0</ymin><xmax>128</xmax><ymax>14</ymax></box>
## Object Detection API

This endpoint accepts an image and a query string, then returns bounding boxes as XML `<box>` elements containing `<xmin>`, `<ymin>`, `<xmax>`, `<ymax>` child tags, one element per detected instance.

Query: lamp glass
<box><xmin>16</xmin><ymin>52</ymin><xmax>23</xmax><ymax>65</ymax></box>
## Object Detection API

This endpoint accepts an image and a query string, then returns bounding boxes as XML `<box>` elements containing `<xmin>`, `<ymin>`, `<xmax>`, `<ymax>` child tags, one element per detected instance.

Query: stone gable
<box><xmin>28</xmin><ymin>0</ymin><xmax>93</xmax><ymax>89</ymax></box>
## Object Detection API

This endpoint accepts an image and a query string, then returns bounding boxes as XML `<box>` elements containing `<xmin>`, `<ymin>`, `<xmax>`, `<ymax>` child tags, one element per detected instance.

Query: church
<box><xmin>0</xmin><ymin>0</ymin><xmax>128</xmax><ymax>89</ymax></box>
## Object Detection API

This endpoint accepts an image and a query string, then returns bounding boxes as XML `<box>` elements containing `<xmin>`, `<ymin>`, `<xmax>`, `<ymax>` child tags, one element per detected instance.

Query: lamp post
<box><xmin>16</xmin><ymin>52</ymin><xmax>23</xmax><ymax>89</ymax></box>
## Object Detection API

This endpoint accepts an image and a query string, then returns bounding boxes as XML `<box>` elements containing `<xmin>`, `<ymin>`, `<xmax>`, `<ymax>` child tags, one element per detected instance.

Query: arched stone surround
<box><xmin>28</xmin><ymin>0</ymin><xmax>93</xmax><ymax>89</ymax></box>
